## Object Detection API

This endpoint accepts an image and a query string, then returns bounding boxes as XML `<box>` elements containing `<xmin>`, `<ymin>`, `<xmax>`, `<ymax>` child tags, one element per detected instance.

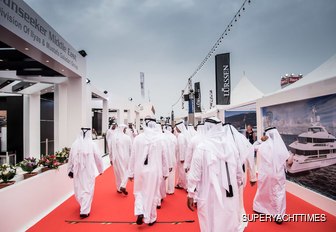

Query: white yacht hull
<box><xmin>287</xmin><ymin>153</ymin><xmax>336</xmax><ymax>173</ymax></box>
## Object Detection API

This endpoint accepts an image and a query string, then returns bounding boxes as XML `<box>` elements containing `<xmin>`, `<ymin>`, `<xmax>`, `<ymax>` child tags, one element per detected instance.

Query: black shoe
<box><xmin>175</xmin><ymin>185</ymin><xmax>183</xmax><ymax>189</ymax></box>
<box><xmin>120</xmin><ymin>187</ymin><xmax>128</xmax><ymax>195</ymax></box>
<box><xmin>117</xmin><ymin>190</ymin><xmax>122</xmax><ymax>194</ymax></box>
<box><xmin>148</xmin><ymin>220</ymin><xmax>156</xmax><ymax>226</ymax></box>
<box><xmin>80</xmin><ymin>213</ymin><xmax>90</xmax><ymax>219</ymax></box>
<box><xmin>275</xmin><ymin>219</ymin><xmax>283</xmax><ymax>224</ymax></box>
<box><xmin>157</xmin><ymin>205</ymin><xmax>161</xmax><ymax>209</ymax></box>
<box><xmin>136</xmin><ymin>214</ymin><xmax>144</xmax><ymax>225</ymax></box>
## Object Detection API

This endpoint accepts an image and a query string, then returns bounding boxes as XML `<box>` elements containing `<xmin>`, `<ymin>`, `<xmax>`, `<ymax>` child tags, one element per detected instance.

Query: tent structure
<box><xmin>256</xmin><ymin>53</ymin><xmax>336</xmax><ymax>136</ymax></box>
<box><xmin>202</xmin><ymin>75</ymin><xmax>264</xmax><ymax>120</ymax></box>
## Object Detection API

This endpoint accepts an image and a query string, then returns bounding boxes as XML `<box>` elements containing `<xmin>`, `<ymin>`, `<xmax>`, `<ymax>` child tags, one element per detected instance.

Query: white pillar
<box><xmin>135</xmin><ymin>112</ymin><xmax>140</xmax><ymax>131</ymax></box>
<box><xmin>102</xmin><ymin>99</ymin><xmax>108</xmax><ymax>133</ymax></box>
<box><xmin>23</xmin><ymin>93</ymin><xmax>41</xmax><ymax>158</ymax></box>
<box><xmin>86</xmin><ymin>84</ymin><xmax>92</xmax><ymax>128</ymax></box>
<box><xmin>117</xmin><ymin>109</ymin><xmax>121</xmax><ymax>124</ymax></box>
<box><xmin>54</xmin><ymin>83</ymin><xmax>68</xmax><ymax>151</ymax></box>
<box><xmin>66</xmin><ymin>77</ymin><xmax>88</xmax><ymax>146</ymax></box>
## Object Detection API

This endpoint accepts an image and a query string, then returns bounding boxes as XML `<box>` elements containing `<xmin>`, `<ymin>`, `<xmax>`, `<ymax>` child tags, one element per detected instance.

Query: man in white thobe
<box><xmin>188</xmin><ymin>124</ymin><xmax>197</xmax><ymax>137</ymax></box>
<box><xmin>187</xmin><ymin>117</ymin><xmax>242</xmax><ymax>232</ymax></box>
<box><xmin>175</xmin><ymin>120</ymin><xmax>191</xmax><ymax>189</ymax></box>
<box><xmin>67</xmin><ymin>128</ymin><xmax>104</xmax><ymax>218</ymax></box>
<box><xmin>128</xmin><ymin>118</ymin><xmax>169</xmax><ymax>226</ymax></box>
<box><xmin>223</xmin><ymin>123</ymin><xmax>257</xmax><ymax>231</ymax></box>
<box><xmin>163</xmin><ymin>124</ymin><xmax>177</xmax><ymax>194</ymax></box>
<box><xmin>253</xmin><ymin>127</ymin><xmax>291</xmax><ymax>224</ymax></box>
<box><xmin>106</xmin><ymin>122</ymin><xmax>117</xmax><ymax>156</ymax></box>
<box><xmin>184</xmin><ymin>122</ymin><xmax>206</xmax><ymax>173</ymax></box>
<box><xmin>154</xmin><ymin>122</ymin><xmax>169</xmax><ymax>208</ymax></box>
<box><xmin>109</xmin><ymin>124</ymin><xmax>132</xmax><ymax>195</ymax></box>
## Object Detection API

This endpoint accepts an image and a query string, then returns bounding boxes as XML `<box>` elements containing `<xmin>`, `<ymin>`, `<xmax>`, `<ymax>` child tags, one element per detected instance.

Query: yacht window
<box><xmin>308</xmin><ymin>128</ymin><xmax>322</xmax><ymax>133</ymax></box>
<box><xmin>319</xmin><ymin>150</ymin><xmax>330</xmax><ymax>155</ymax></box>
<box><xmin>298</xmin><ymin>137</ymin><xmax>307</xmax><ymax>144</ymax></box>
<box><xmin>314</xmin><ymin>138</ymin><xmax>335</xmax><ymax>143</ymax></box>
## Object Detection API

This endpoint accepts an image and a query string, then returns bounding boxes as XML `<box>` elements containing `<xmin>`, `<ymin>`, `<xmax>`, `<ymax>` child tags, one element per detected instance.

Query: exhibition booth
<box><xmin>256</xmin><ymin>54</ymin><xmax>336</xmax><ymax>216</ymax></box>
<box><xmin>0</xmin><ymin>1</ymin><xmax>109</xmax><ymax>231</ymax></box>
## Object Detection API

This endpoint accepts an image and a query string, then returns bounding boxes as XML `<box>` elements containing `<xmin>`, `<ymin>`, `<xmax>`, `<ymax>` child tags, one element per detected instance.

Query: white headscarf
<box><xmin>175</xmin><ymin>120</ymin><xmax>191</xmax><ymax>141</ymax></box>
<box><xmin>143</xmin><ymin>117</ymin><xmax>159</xmax><ymax>142</ymax></box>
<box><xmin>264</xmin><ymin>127</ymin><xmax>289</xmax><ymax>173</ymax></box>
<box><xmin>204</xmin><ymin>117</ymin><xmax>223</xmax><ymax>138</ymax></box>
<box><xmin>195</xmin><ymin>123</ymin><xmax>206</xmax><ymax>136</ymax></box>
<box><xmin>71</xmin><ymin>128</ymin><xmax>94</xmax><ymax>173</ymax></box>
<box><xmin>188</xmin><ymin>124</ymin><xmax>197</xmax><ymax>137</ymax></box>
<box><xmin>222</xmin><ymin>123</ymin><xmax>252</xmax><ymax>165</ymax></box>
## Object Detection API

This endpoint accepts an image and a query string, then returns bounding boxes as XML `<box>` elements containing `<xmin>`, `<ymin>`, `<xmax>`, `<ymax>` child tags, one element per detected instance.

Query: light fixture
<box><xmin>24</xmin><ymin>47</ymin><xmax>29</xmax><ymax>50</ymax></box>
<box><xmin>78</xmin><ymin>50</ymin><xmax>87</xmax><ymax>57</ymax></box>
<box><xmin>104</xmin><ymin>90</ymin><xmax>108</xmax><ymax>94</ymax></box>
<box><xmin>86</xmin><ymin>78</ymin><xmax>91</xmax><ymax>84</ymax></box>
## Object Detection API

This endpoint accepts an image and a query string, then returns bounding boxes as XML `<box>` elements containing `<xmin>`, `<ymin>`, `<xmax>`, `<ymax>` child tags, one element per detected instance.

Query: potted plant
<box><xmin>0</xmin><ymin>164</ymin><xmax>16</xmax><ymax>188</ymax></box>
<box><xmin>19</xmin><ymin>157</ymin><xmax>39</xmax><ymax>179</ymax></box>
<box><xmin>39</xmin><ymin>155</ymin><xmax>61</xmax><ymax>172</ymax></box>
<box><xmin>55</xmin><ymin>147</ymin><xmax>70</xmax><ymax>164</ymax></box>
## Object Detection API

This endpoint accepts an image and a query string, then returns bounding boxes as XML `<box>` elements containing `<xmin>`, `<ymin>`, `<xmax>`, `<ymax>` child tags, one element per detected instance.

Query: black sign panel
<box><xmin>215</xmin><ymin>53</ymin><xmax>230</xmax><ymax>105</ymax></box>
<box><xmin>194</xmin><ymin>82</ymin><xmax>201</xmax><ymax>112</ymax></box>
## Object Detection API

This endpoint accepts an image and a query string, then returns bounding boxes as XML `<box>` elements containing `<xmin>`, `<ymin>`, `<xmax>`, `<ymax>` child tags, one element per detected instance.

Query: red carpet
<box><xmin>28</xmin><ymin>167</ymin><xmax>336</xmax><ymax>232</ymax></box>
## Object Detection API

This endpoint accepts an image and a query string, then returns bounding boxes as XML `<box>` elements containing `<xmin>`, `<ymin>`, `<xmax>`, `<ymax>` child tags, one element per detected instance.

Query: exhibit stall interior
<box><xmin>0</xmin><ymin>1</ymin><xmax>109</xmax><ymax>231</ymax></box>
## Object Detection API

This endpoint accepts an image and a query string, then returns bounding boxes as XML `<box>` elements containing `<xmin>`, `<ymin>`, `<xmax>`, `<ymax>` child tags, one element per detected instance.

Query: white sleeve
<box><xmin>187</xmin><ymin>147</ymin><xmax>203</xmax><ymax>198</ymax></box>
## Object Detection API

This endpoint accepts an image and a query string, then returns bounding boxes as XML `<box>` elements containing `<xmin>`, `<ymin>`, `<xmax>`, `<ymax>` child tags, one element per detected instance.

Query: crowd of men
<box><xmin>67</xmin><ymin>117</ymin><xmax>292</xmax><ymax>231</ymax></box>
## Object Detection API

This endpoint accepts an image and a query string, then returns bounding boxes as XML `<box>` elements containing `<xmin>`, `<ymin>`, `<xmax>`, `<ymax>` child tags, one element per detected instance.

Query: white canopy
<box><xmin>258</xmin><ymin>53</ymin><xmax>336</xmax><ymax>108</ymax></box>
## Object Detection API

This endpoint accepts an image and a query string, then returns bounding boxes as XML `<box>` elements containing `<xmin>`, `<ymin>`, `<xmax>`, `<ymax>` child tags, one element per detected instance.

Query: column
<box><xmin>54</xmin><ymin>83</ymin><xmax>68</xmax><ymax>151</ymax></box>
<box><xmin>102</xmin><ymin>99</ymin><xmax>108</xmax><ymax>133</ymax></box>
<box><xmin>65</xmin><ymin>77</ymin><xmax>87</xmax><ymax>146</ymax></box>
<box><xmin>23</xmin><ymin>93</ymin><xmax>41</xmax><ymax>158</ymax></box>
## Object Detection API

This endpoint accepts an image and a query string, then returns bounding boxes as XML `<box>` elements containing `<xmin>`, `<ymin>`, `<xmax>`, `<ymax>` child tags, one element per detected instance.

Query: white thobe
<box><xmin>163</xmin><ymin>130</ymin><xmax>177</xmax><ymax>194</ymax></box>
<box><xmin>109</xmin><ymin>130</ymin><xmax>132</xmax><ymax>191</ymax></box>
<box><xmin>176</xmin><ymin>133</ymin><xmax>188</xmax><ymax>189</ymax></box>
<box><xmin>128</xmin><ymin>130</ymin><xmax>169</xmax><ymax>224</ymax></box>
<box><xmin>188</xmin><ymin>140</ymin><xmax>241</xmax><ymax>232</ymax></box>
<box><xmin>68</xmin><ymin>136</ymin><xmax>104</xmax><ymax>215</ymax></box>
<box><xmin>184</xmin><ymin>134</ymin><xmax>205</xmax><ymax>171</ymax></box>
<box><xmin>253</xmin><ymin>137</ymin><xmax>289</xmax><ymax>217</ymax></box>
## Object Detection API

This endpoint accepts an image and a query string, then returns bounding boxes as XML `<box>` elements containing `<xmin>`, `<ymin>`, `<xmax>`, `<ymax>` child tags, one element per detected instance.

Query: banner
<box><xmin>181</xmin><ymin>90</ymin><xmax>185</xmax><ymax>109</ymax></box>
<box><xmin>140</xmin><ymin>72</ymin><xmax>145</xmax><ymax>98</ymax></box>
<box><xmin>215</xmin><ymin>53</ymin><xmax>230</xmax><ymax>105</ymax></box>
<box><xmin>209</xmin><ymin>90</ymin><xmax>213</xmax><ymax>108</ymax></box>
<box><xmin>194</xmin><ymin>82</ymin><xmax>201</xmax><ymax>113</ymax></box>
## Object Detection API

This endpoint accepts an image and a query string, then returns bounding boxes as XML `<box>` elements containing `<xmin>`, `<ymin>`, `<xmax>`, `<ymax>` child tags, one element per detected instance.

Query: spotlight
<box><xmin>128</xmin><ymin>97</ymin><xmax>133</xmax><ymax>101</ymax></box>
<box><xmin>86</xmin><ymin>78</ymin><xmax>91</xmax><ymax>84</ymax></box>
<box><xmin>104</xmin><ymin>90</ymin><xmax>108</xmax><ymax>94</ymax></box>
<box><xmin>79</xmin><ymin>50</ymin><xmax>87</xmax><ymax>57</ymax></box>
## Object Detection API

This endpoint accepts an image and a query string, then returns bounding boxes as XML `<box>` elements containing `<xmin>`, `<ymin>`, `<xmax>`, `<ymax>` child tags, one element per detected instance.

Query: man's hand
<box><xmin>185</xmin><ymin>167</ymin><xmax>190</xmax><ymax>173</ymax></box>
<box><xmin>163</xmin><ymin>176</ymin><xmax>168</xmax><ymax>180</ymax></box>
<box><xmin>187</xmin><ymin>197</ymin><xmax>195</xmax><ymax>211</ymax></box>
<box><xmin>169</xmin><ymin>168</ymin><xmax>173</xmax><ymax>172</ymax></box>
<box><xmin>261</xmin><ymin>135</ymin><xmax>268</xmax><ymax>141</ymax></box>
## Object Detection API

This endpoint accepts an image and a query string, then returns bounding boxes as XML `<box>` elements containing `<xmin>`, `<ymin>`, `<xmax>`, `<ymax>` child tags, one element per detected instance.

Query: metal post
<box><xmin>46</xmin><ymin>138</ymin><xmax>48</xmax><ymax>155</ymax></box>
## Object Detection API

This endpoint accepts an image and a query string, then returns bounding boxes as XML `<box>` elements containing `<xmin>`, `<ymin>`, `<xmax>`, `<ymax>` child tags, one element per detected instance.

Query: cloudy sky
<box><xmin>25</xmin><ymin>0</ymin><xmax>336</xmax><ymax>118</ymax></box>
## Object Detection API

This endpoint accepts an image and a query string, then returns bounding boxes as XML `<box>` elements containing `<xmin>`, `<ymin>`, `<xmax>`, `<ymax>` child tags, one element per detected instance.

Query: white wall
<box><xmin>0</xmin><ymin>141</ymin><xmax>109</xmax><ymax>232</ymax></box>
